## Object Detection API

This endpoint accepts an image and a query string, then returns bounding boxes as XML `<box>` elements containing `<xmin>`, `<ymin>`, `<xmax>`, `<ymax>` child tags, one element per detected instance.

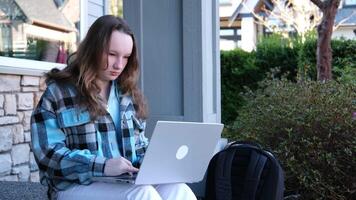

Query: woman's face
<box><xmin>97</xmin><ymin>30</ymin><xmax>133</xmax><ymax>83</ymax></box>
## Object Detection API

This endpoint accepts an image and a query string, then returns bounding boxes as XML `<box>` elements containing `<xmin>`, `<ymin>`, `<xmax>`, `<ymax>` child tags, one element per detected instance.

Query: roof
<box><xmin>335</xmin><ymin>8</ymin><xmax>356</xmax><ymax>26</ymax></box>
<box><xmin>228</xmin><ymin>2</ymin><xmax>244</xmax><ymax>26</ymax></box>
<box><xmin>14</xmin><ymin>0</ymin><xmax>75</xmax><ymax>32</ymax></box>
<box><xmin>228</xmin><ymin>0</ymin><xmax>272</xmax><ymax>25</ymax></box>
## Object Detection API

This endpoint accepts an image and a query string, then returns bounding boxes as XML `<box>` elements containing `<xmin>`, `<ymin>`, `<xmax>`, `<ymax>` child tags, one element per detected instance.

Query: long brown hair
<box><xmin>46</xmin><ymin>15</ymin><xmax>147</xmax><ymax>119</ymax></box>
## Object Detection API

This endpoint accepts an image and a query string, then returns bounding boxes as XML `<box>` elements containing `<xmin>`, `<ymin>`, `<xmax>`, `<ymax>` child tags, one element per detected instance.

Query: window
<box><xmin>0</xmin><ymin>0</ymin><xmax>80</xmax><ymax>63</ymax></box>
<box><xmin>220</xmin><ymin>28</ymin><xmax>241</xmax><ymax>42</ymax></box>
<box><xmin>220</xmin><ymin>29</ymin><xmax>234</xmax><ymax>36</ymax></box>
<box><xmin>220</xmin><ymin>0</ymin><xmax>232</xmax><ymax>5</ymax></box>
<box><xmin>345</xmin><ymin>0</ymin><xmax>356</xmax><ymax>5</ymax></box>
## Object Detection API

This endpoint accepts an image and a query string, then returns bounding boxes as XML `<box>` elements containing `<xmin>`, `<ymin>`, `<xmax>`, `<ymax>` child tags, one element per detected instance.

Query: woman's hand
<box><xmin>104</xmin><ymin>157</ymin><xmax>139</xmax><ymax>176</ymax></box>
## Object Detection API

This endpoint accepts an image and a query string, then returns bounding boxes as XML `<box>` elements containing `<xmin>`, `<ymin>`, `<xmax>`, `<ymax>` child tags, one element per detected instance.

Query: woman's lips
<box><xmin>110</xmin><ymin>71</ymin><xmax>120</xmax><ymax>76</ymax></box>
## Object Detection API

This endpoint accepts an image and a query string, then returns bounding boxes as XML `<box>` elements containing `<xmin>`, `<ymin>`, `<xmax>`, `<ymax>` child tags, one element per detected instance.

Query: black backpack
<box><xmin>205</xmin><ymin>141</ymin><xmax>285</xmax><ymax>200</ymax></box>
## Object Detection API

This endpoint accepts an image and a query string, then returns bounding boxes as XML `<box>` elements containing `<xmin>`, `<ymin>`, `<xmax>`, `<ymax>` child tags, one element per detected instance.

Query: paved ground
<box><xmin>0</xmin><ymin>181</ymin><xmax>47</xmax><ymax>200</ymax></box>
<box><xmin>0</xmin><ymin>181</ymin><xmax>206</xmax><ymax>199</ymax></box>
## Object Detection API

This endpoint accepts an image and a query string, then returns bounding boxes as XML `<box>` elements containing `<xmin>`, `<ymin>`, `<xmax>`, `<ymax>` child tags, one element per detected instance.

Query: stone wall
<box><xmin>0</xmin><ymin>74</ymin><xmax>46</xmax><ymax>182</ymax></box>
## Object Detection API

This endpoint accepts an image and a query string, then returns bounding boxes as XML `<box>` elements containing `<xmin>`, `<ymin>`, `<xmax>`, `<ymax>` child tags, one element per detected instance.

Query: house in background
<box><xmin>219</xmin><ymin>0</ymin><xmax>265</xmax><ymax>51</ymax></box>
<box><xmin>333</xmin><ymin>0</ymin><xmax>356</xmax><ymax>39</ymax></box>
<box><xmin>220</xmin><ymin>0</ymin><xmax>356</xmax><ymax>51</ymax></box>
<box><xmin>0</xmin><ymin>0</ymin><xmax>77</xmax><ymax>62</ymax></box>
<box><xmin>219</xmin><ymin>0</ymin><xmax>243</xmax><ymax>50</ymax></box>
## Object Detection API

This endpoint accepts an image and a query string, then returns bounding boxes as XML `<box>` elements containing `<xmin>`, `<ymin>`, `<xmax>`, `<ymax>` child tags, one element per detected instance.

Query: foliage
<box><xmin>27</xmin><ymin>38</ymin><xmax>47</xmax><ymax>60</ymax></box>
<box><xmin>335</xmin><ymin>66</ymin><xmax>356</xmax><ymax>85</ymax></box>
<box><xmin>255</xmin><ymin>34</ymin><xmax>299</xmax><ymax>81</ymax></box>
<box><xmin>221</xmin><ymin>34</ymin><xmax>356</xmax><ymax>126</ymax></box>
<box><xmin>110</xmin><ymin>0</ymin><xmax>123</xmax><ymax>17</ymax></box>
<box><xmin>298</xmin><ymin>37</ymin><xmax>356</xmax><ymax>81</ymax></box>
<box><xmin>296</xmin><ymin>32</ymin><xmax>317</xmax><ymax>80</ymax></box>
<box><xmin>220</xmin><ymin>49</ymin><xmax>259</xmax><ymax>125</ymax></box>
<box><xmin>221</xmin><ymin>34</ymin><xmax>301</xmax><ymax>125</ymax></box>
<box><xmin>224</xmin><ymin>77</ymin><xmax>356</xmax><ymax>199</ymax></box>
<box><xmin>331</xmin><ymin>39</ymin><xmax>356</xmax><ymax>79</ymax></box>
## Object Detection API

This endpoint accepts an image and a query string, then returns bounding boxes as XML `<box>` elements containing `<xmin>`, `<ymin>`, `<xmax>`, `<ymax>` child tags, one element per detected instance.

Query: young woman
<box><xmin>31</xmin><ymin>15</ymin><xmax>197</xmax><ymax>200</ymax></box>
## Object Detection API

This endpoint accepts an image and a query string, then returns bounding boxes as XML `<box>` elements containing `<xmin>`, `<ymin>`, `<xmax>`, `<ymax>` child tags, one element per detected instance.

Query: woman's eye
<box><xmin>109</xmin><ymin>53</ymin><xmax>116</xmax><ymax>56</ymax></box>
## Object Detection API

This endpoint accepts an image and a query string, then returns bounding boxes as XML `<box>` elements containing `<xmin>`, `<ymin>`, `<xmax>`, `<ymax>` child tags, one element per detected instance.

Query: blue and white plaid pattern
<box><xmin>31</xmin><ymin>81</ymin><xmax>148</xmax><ymax>191</ymax></box>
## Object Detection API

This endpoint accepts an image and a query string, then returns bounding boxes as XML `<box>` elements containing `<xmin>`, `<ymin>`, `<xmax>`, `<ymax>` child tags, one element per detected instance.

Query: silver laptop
<box><xmin>92</xmin><ymin>121</ymin><xmax>223</xmax><ymax>185</ymax></box>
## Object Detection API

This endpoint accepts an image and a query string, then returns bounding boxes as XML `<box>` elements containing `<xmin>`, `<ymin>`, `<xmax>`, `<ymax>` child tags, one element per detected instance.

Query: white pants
<box><xmin>57</xmin><ymin>182</ymin><xmax>197</xmax><ymax>200</ymax></box>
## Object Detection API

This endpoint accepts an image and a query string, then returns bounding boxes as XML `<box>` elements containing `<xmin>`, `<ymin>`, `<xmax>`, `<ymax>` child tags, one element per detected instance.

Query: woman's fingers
<box><xmin>104</xmin><ymin>157</ymin><xmax>138</xmax><ymax>176</ymax></box>
<box><xmin>129</xmin><ymin>166</ymin><xmax>139</xmax><ymax>172</ymax></box>
<box><xmin>119</xmin><ymin>157</ymin><xmax>138</xmax><ymax>173</ymax></box>
<box><xmin>123</xmin><ymin>163</ymin><xmax>139</xmax><ymax>172</ymax></box>
<box><xmin>120</xmin><ymin>157</ymin><xmax>133</xmax><ymax>166</ymax></box>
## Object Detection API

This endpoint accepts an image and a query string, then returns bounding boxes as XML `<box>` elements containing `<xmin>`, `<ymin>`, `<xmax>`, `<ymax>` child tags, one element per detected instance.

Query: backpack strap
<box><xmin>214</xmin><ymin>148</ymin><xmax>237</xmax><ymax>200</ymax></box>
<box><xmin>241</xmin><ymin>149</ymin><xmax>267</xmax><ymax>200</ymax></box>
<box><xmin>228</xmin><ymin>141</ymin><xmax>263</xmax><ymax>149</ymax></box>
<box><xmin>205</xmin><ymin>154</ymin><xmax>218</xmax><ymax>200</ymax></box>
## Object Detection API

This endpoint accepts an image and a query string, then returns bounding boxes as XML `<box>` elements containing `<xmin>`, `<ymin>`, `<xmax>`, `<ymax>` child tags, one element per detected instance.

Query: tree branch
<box><xmin>244</xmin><ymin>0</ymin><xmax>321</xmax><ymax>38</ymax></box>
<box><xmin>310</xmin><ymin>0</ymin><xmax>324</xmax><ymax>9</ymax></box>
<box><xmin>262</xmin><ymin>0</ymin><xmax>274</xmax><ymax>11</ymax></box>
<box><xmin>242</xmin><ymin>2</ymin><xmax>274</xmax><ymax>32</ymax></box>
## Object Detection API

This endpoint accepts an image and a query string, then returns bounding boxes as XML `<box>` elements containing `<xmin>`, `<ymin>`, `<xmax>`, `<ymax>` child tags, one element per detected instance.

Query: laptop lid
<box><xmin>134</xmin><ymin>121</ymin><xmax>224</xmax><ymax>185</ymax></box>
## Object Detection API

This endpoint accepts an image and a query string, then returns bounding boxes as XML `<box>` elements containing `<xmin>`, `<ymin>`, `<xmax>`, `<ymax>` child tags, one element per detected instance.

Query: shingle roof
<box><xmin>335</xmin><ymin>8</ymin><xmax>356</xmax><ymax>26</ymax></box>
<box><xmin>14</xmin><ymin>0</ymin><xmax>75</xmax><ymax>32</ymax></box>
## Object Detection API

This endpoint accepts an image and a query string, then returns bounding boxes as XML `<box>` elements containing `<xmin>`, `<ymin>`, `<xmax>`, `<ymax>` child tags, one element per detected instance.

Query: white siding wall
<box><xmin>333</xmin><ymin>27</ymin><xmax>356</xmax><ymax>39</ymax></box>
<box><xmin>80</xmin><ymin>0</ymin><xmax>109</xmax><ymax>40</ymax></box>
<box><xmin>241</xmin><ymin>17</ymin><xmax>256</xmax><ymax>52</ymax></box>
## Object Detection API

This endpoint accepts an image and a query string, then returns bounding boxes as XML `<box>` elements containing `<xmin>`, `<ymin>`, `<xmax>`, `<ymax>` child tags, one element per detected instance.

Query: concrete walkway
<box><xmin>0</xmin><ymin>181</ymin><xmax>47</xmax><ymax>200</ymax></box>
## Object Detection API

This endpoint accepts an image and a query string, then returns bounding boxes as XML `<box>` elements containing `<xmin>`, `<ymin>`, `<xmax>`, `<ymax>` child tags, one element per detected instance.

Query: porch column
<box><xmin>240</xmin><ymin>16</ymin><xmax>256</xmax><ymax>52</ymax></box>
<box><xmin>124</xmin><ymin>0</ymin><xmax>221</xmax><ymax>136</ymax></box>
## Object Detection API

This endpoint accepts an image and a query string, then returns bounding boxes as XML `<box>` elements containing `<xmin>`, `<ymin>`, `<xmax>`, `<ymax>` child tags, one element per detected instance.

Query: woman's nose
<box><xmin>113</xmin><ymin>58</ymin><xmax>122</xmax><ymax>69</ymax></box>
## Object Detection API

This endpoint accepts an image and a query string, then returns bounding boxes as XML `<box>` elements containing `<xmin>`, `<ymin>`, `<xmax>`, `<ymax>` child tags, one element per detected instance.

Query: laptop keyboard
<box><xmin>115</xmin><ymin>172</ymin><xmax>138</xmax><ymax>180</ymax></box>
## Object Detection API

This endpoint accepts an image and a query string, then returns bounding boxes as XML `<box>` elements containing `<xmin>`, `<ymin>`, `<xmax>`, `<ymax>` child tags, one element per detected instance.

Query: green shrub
<box><xmin>332</xmin><ymin>39</ymin><xmax>356</xmax><ymax>79</ymax></box>
<box><xmin>335</xmin><ymin>66</ymin><xmax>356</xmax><ymax>85</ymax></box>
<box><xmin>255</xmin><ymin>34</ymin><xmax>299</xmax><ymax>81</ymax></box>
<box><xmin>297</xmin><ymin>37</ymin><xmax>356</xmax><ymax>80</ymax></box>
<box><xmin>221</xmin><ymin>34</ymin><xmax>300</xmax><ymax>125</ymax></box>
<box><xmin>221</xmin><ymin>36</ymin><xmax>356</xmax><ymax>126</ymax></box>
<box><xmin>221</xmin><ymin>49</ymin><xmax>260</xmax><ymax>125</ymax></box>
<box><xmin>225</xmin><ymin>78</ymin><xmax>356</xmax><ymax>199</ymax></box>
<box><xmin>297</xmin><ymin>34</ymin><xmax>317</xmax><ymax>80</ymax></box>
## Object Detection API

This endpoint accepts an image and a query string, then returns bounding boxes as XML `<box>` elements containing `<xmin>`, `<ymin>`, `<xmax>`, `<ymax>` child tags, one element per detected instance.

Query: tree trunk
<box><xmin>315</xmin><ymin>0</ymin><xmax>340</xmax><ymax>81</ymax></box>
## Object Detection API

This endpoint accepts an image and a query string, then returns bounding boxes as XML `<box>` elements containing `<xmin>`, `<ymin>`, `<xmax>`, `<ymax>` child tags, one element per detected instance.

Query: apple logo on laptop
<box><xmin>176</xmin><ymin>145</ymin><xmax>189</xmax><ymax>160</ymax></box>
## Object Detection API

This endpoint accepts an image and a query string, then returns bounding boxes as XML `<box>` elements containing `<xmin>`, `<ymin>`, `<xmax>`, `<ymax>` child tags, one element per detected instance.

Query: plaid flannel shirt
<box><xmin>30</xmin><ymin>80</ymin><xmax>148</xmax><ymax>191</ymax></box>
